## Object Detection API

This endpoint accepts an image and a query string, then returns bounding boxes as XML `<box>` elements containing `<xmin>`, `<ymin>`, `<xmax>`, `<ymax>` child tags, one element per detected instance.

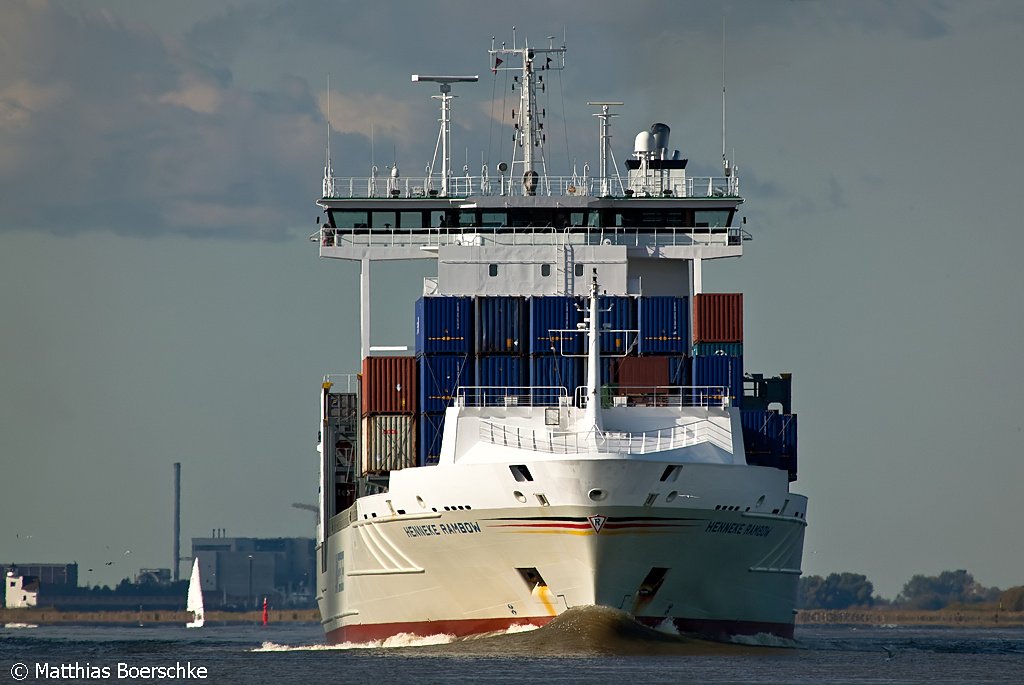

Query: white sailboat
<box><xmin>185</xmin><ymin>558</ymin><xmax>205</xmax><ymax>628</ymax></box>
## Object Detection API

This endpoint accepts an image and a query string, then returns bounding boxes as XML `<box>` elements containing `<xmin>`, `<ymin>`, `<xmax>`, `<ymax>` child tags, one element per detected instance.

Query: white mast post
<box><xmin>581</xmin><ymin>269</ymin><xmax>604</xmax><ymax>437</ymax></box>
<box><xmin>589</xmin><ymin>102</ymin><xmax>623</xmax><ymax>197</ymax></box>
<box><xmin>489</xmin><ymin>35</ymin><xmax>566</xmax><ymax>195</ymax></box>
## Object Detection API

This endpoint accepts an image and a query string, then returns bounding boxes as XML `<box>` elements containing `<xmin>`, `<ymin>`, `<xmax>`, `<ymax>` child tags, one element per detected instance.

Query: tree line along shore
<box><xmin>5</xmin><ymin>607</ymin><xmax>1024</xmax><ymax>628</ymax></box>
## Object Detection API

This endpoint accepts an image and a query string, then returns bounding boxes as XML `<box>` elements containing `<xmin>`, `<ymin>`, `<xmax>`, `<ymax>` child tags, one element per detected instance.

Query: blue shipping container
<box><xmin>529</xmin><ymin>356</ymin><xmax>583</xmax><ymax>405</ymax></box>
<box><xmin>598</xmin><ymin>295</ymin><xmax>637</xmax><ymax>354</ymax></box>
<box><xmin>668</xmin><ymin>356</ymin><xmax>691</xmax><ymax>385</ymax></box>
<box><xmin>475</xmin><ymin>355</ymin><xmax>526</xmax><ymax>389</ymax></box>
<box><xmin>418</xmin><ymin>354</ymin><xmax>473</xmax><ymax>413</ymax></box>
<box><xmin>418</xmin><ymin>412</ymin><xmax>445</xmax><ymax>466</ymax></box>
<box><xmin>415</xmin><ymin>296</ymin><xmax>472</xmax><ymax>354</ymax></box>
<box><xmin>529</xmin><ymin>296</ymin><xmax>583</xmax><ymax>355</ymax></box>
<box><xmin>740</xmin><ymin>410</ymin><xmax>798</xmax><ymax>478</ymax></box>
<box><xmin>639</xmin><ymin>296</ymin><xmax>688</xmax><ymax>355</ymax></box>
<box><xmin>692</xmin><ymin>342</ymin><xmax>744</xmax><ymax>357</ymax></box>
<box><xmin>740</xmin><ymin>410</ymin><xmax>778</xmax><ymax>454</ymax></box>
<box><xmin>476</xmin><ymin>297</ymin><xmax>526</xmax><ymax>354</ymax></box>
<box><xmin>692</xmin><ymin>354</ymin><xmax>744</xmax><ymax>404</ymax></box>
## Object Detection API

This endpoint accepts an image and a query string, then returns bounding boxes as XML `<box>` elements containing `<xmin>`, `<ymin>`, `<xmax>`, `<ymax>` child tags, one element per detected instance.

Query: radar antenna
<box><xmin>411</xmin><ymin>75</ymin><xmax>479</xmax><ymax>196</ymax></box>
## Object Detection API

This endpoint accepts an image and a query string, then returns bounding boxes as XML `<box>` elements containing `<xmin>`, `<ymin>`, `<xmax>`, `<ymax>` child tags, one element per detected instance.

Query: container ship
<box><xmin>311</xmin><ymin>36</ymin><xmax>806</xmax><ymax>643</ymax></box>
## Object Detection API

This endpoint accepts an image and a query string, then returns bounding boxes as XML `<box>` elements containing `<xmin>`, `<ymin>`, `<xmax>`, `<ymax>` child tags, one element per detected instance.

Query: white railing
<box><xmin>626</xmin><ymin>175</ymin><xmax>740</xmax><ymax>199</ymax></box>
<box><xmin>478</xmin><ymin>419</ymin><xmax>733</xmax><ymax>455</ymax></box>
<box><xmin>456</xmin><ymin>385</ymin><xmax>730</xmax><ymax>410</ymax></box>
<box><xmin>578</xmin><ymin>385</ymin><xmax>731</xmax><ymax>410</ymax></box>
<box><xmin>322</xmin><ymin>175</ymin><xmax>738</xmax><ymax>199</ymax></box>
<box><xmin>323</xmin><ymin>373</ymin><xmax>359</xmax><ymax>394</ymax></box>
<box><xmin>315</xmin><ymin>225</ymin><xmax>744</xmax><ymax>250</ymax></box>
<box><xmin>457</xmin><ymin>386</ymin><xmax>569</xmax><ymax>408</ymax></box>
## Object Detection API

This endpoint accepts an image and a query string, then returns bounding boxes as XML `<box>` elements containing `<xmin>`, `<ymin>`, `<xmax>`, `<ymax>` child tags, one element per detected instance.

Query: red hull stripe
<box><xmin>489</xmin><ymin>522</ymin><xmax>592</xmax><ymax>529</ymax></box>
<box><xmin>325</xmin><ymin>614</ymin><xmax>794</xmax><ymax>644</ymax></box>
<box><xmin>325</xmin><ymin>615</ymin><xmax>553</xmax><ymax>643</ymax></box>
<box><xmin>486</xmin><ymin>521</ymin><xmax>695</xmax><ymax>532</ymax></box>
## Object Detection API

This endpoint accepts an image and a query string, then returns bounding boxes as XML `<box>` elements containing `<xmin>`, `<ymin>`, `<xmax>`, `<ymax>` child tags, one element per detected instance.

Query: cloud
<box><xmin>0</xmin><ymin>1</ymin><xmax>325</xmax><ymax>238</ymax></box>
<box><xmin>157</xmin><ymin>71</ymin><xmax>225</xmax><ymax>114</ymax></box>
<box><xmin>319</xmin><ymin>89</ymin><xmax>415</xmax><ymax>142</ymax></box>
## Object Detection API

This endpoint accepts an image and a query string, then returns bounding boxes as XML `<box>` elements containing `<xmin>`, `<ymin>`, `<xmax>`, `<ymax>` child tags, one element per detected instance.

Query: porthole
<box><xmin>755</xmin><ymin>495</ymin><xmax>766</xmax><ymax>509</ymax></box>
<box><xmin>666</xmin><ymin>491</ymin><xmax>678</xmax><ymax>502</ymax></box>
<box><xmin>416</xmin><ymin>496</ymin><xmax>426</xmax><ymax>508</ymax></box>
<box><xmin>513</xmin><ymin>491</ymin><xmax>528</xmax><ymax>503</ymax></box>
<box><xmin>488</xmin><ymin>263</ymin><xmax>499</xmax><ymax>277</ymax></box>
<box><xmin>588</xmin><ymin>488</ymin><xmax>607</xmax><ymax>502</ymax></box>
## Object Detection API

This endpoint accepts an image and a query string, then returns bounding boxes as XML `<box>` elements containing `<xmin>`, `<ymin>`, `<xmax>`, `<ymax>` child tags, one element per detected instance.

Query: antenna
<box><xmin>588</xmin><ymin>102</ymin><xmax>623</xmax><ymax>197</ymax></box>
<box><xmin>323</xmin><ymin>74</ymin><xmax>334</xmax><ymax>198</ymax></box>
<box><xmin>412</xmin><ymin>74</ymin><xmax>479</xmax><ymax>196</ymax></box>
<box><xmin>490</xmin><ymin>34</ymin><xmax>566</xmax><ymax>194</ymax></box>
<box><xmin>722</xmin><ymin>17</ymin><xmax>730</xmax><ymax>177</ymax></box>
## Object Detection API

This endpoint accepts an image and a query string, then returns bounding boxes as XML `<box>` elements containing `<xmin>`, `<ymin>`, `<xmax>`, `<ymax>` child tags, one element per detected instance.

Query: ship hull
<box><xmin>317</xmin><ymin>469</ymin><xmax>805</xmax><ymax>643</ymax></box>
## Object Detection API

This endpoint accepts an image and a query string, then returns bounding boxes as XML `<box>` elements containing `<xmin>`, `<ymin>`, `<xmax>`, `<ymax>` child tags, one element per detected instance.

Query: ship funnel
<box><xmin>650</xmin><ymin>123</ymin><xmax>670</xmax><ymax>159</ymax></box>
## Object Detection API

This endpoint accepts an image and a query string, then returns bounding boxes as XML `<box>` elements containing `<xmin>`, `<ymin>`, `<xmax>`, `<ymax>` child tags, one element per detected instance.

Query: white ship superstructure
<box><xmin>311</xmin><ymin>36</ymin><xmax>805</xmax><ymax>643</ymax></box>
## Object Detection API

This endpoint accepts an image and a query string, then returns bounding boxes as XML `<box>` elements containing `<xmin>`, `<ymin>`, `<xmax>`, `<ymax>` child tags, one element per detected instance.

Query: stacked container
<box><xmin>528</xmin><ymin>296</ymin><xmax>583</xmax><ymax>405</ymax></box>
<box><xmin>597</xmin><ymin>295</ymin><xmax>637</xmax><ymax>354</ymax></box>
<box><xmin>416</xmin><ymin>296</ymin><xmax>473</xmax><ymax>466</ymax></box>
<box><xmin>740</xmin><ymin>410</ymin><xmax>798</xmax><ymax>481</ymax></box>
<box><xmin>360</xmin><ymin>356</ymin><xmax>417</xmax><ymax>474</ymax></box>
<box><xmin>474</xmin><ymin>296</ymin><xmax>528</xmax><ymax>406</ymax></box>
<box><xmin>613</xmin><ymin>296</ymin><xmax>688</xmax><ymax>402</ymax></box>
<box><xmin>691</xmin><ymin>293</ymin><xmax>743</xmax><ymax>404</ymax></box>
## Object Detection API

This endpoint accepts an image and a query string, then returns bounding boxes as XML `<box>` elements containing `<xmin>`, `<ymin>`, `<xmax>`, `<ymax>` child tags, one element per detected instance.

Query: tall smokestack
<box><xmin>173</xmin><ymin>462</ymin><xmax>181</xmax><ymax>582</ymax></box>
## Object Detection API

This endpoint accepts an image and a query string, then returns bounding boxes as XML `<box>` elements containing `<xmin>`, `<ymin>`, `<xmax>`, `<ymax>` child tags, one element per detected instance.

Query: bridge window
<box><xmin>400</xmin><ymin>211</ymin><xmax>424</xmax><ymax>229</ymax></box>
<box><xmin>489</xmin><ymin>264</ymin><xmax>499</xmax><ymax>277</ymax></box>
<box><xmin>574</xmin><ymin>263</ymin><xmax>584</xmax><ymax>277</ymax></box>
<box><xmin>694</xmin><ymin>210</ymin><xmax>730</xmax><ymax>227</ymax></box>
<box><xmin>541</xmin><ymin>264</ymin><xmax>551</xmax><ymax>277</ymax></box>
<box><xmin>371</xmin><ymin>211</ymin><xmax>397</xmax><ymax>229</ymax></box>
<box><xmin>329</xmin><ymin>210</ymin><xmax>368</xmax><ymax>229</ymax></box>
<box><xmin>481</xmin><ymin>211</ymin><xmax>506</xmax><ymax>227</ymax></box>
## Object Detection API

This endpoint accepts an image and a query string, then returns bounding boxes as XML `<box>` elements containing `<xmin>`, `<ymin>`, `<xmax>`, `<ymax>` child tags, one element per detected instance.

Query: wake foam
<box><xmin>727</xmin><ymin>632</ymin><xmax>802</xmax><ymax>649</ymax></box>
<box><xmin>251</xmin><ymin>623</ymin><xmax>538</xmax><ymax>652</ymax></box>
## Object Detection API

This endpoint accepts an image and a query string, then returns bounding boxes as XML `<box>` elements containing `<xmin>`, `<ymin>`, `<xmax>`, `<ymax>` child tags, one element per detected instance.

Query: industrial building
<box><xmin>190</xmin><ymin>535</ymin><xmax>314</xmax><ymax>608</ymax></box>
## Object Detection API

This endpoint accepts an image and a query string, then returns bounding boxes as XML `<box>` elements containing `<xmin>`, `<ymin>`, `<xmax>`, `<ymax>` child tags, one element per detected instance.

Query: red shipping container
<box><xmin>616</xmin><ymin>356</ymin><xmax>670</xmax><ymax>390</ymax></box>
<box><xmin>693</xmin><ymin>293</ymin><xmax>743</xmax><ymax>343</ymax></box>
<box><xmin>361</xmin><ymin>356</ymin><xmax>417</xmax><ymax>416</ymax></box>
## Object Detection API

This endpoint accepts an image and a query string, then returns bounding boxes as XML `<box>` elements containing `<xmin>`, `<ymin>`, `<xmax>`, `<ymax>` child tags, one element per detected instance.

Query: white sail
<box><xmin>185</xmin><ymin>558</ymin><xmax>204</xmax><ymax>628</ymax></box>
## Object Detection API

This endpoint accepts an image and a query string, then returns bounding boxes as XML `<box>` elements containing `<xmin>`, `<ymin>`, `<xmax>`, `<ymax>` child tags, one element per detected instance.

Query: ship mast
<box><xmin>412</xmin><ymin>74</ymin><xmax>479</xmax><ymax>196</ymax></box>
<box><xmin>580</xmin><ymin>270</ymin><xmax>604</xmax><ymax>436</ymax></box>
<box><xmin>490</xmin><ymin>33</ymin><xmax>566</xmax><ymax>195</ymax></box>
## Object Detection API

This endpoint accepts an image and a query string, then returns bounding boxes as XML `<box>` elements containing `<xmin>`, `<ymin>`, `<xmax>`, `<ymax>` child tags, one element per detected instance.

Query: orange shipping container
<box><xmin>693</xmin><ymin>293</ymin><xmax>743</xmax><ymax>343</ymax></box>
<box><xmin>361</xmin><ymin>356</ymin><xmax>417</xmax><ymax>416</ymax></box>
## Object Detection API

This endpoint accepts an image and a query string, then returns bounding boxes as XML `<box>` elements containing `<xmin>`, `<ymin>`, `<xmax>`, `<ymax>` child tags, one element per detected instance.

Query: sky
<box><xmin>1</xmin><ymin>0</ymin><xmax>1022</xmax><ymax>600</ymax></box>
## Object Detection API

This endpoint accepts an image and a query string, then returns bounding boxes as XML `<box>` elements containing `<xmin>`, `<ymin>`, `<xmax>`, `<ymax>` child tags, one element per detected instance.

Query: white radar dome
<box><xmin>634</xmin><ymin>131</ymin><xmax>652</xmax><ymax>154</ymax></box>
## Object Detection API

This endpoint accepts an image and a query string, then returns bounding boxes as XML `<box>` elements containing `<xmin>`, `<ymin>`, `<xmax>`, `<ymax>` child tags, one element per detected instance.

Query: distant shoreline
<box><xmin>5</xmin><ymin>607</ymin><xmax>1022</xmax><ymax>628</ymax></box>
<box><xmin>1</xmin><ymin>608</ymin><xmax>320</xmax><ymax>625</ymax></box>
<box><xmin>797</xmin><ymin>608</ymin><xmax>1024</xmax><ymax>628</ymax></box>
